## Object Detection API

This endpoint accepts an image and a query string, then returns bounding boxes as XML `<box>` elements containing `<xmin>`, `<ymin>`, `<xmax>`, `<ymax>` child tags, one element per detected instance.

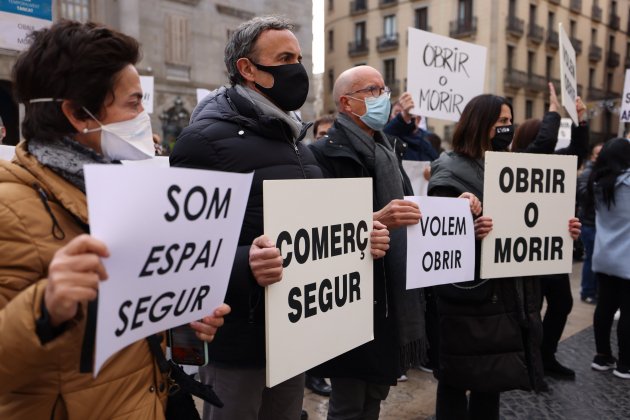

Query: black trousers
<box><xmin>593</xmin><ymin>273</ymin><xmax>630</xmax><ymax>366</ymax></box>
<box><xmin>540</xmin><ymin>274</ymin><xmax>573</xmax><ymax>361</ymax></box>
<box><xmin>435</xmin><ymin>382</ymin><xmax>499</xmax><ymax>420</ymax></box>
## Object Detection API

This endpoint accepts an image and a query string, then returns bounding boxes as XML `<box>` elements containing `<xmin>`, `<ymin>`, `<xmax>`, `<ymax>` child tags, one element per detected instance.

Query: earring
<box><xmin>83</xmin><ymin>127</ymin><xmax>89</xmax><ymax>133</ymax></box>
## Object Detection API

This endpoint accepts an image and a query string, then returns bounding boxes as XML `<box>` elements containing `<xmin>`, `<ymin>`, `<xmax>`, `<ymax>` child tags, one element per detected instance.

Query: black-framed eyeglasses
<box><xmin>344</xmin><ymin>85</ymin><xmax>391</xmax><ymax>98</ymax></box>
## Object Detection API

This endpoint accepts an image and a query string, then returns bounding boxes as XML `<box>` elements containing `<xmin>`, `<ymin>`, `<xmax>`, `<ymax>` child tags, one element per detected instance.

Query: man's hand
<box><xmin>249</xmin><ymin>235</ymin><xmax>283</xmax><ymax>287</ymax></box>
<box><xmin>474</xmin><ymin>216</ymin><xmax>493</xmax><ymax>239</ymax></box>
<box><xmin>374</xmin><ymin>199</ymin><xmax>421</xmax><ymax>229</ymax></box>
<box><xmin>568</xmin><ymin>217</ymin><xmax>582</xmax><ymax>241</ymax></box>
<box><xmin>45</xmin><ymin>234</ymin><xmax>110</xmax><ymax>327</ymax></box>
<box><xmin>398</xmin><ymin>92</ymin><xmax>416</xmax><ymax>124</ymax></box>
<box><xmin>458</xmin><ymin>192</ymin><xmax>482</xmax><ymax>216</ymax></box>
<box><xmin>190</xmin><ymin>303</ymin><xmax>231</xmax><ymax>343</ymax></box>
<box><xmin>370</xmin><ymin>220</ymin><xmax>390</xmax><ymax>259</ymax></box>
<box><xmin>548</xmin><ymin>82</ymin><xmax>561</xmax><ymax>114</ymax></box>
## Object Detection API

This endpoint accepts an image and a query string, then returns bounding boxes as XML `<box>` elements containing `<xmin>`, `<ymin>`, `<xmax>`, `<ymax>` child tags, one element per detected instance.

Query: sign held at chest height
<box><xmin>406</xmin><ymin>196</ymin><xmax>475</xmax><ymax>289</ymax></box>
<box><xmin>480</xmin><ymin>152</ymin><xmax>577</xmax><ymax>279</ymax></box>
<box><xmin>85</xmin><ymin>165</ymin><xmax>252</xmax><ymax>375</ymax></box>
<box><xmin>264</xmin><ymin>178</ymin><xmax>373</xmax><ymax>387</ymax></box>
<box><xmin>407</xmin><ymin>27</ymin><xmax>487</xmax><ymax>122</ymax></box>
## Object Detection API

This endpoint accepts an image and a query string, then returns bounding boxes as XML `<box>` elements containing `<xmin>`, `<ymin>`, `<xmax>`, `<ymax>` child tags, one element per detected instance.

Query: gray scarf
<box><xmin>337</xmin><ymin>113</ymin><xmax>427</xmax><ymax>369</ymax></box>
<box><xmin>28</xmin><ymin>136</ymin><xmax>110</xmax><ymax>192</ymax></box>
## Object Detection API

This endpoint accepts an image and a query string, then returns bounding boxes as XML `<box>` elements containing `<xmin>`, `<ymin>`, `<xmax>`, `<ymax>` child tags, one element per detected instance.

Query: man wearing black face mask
<box><xmin>170</xmin><ymin>16</ymin><xmax>322</xmax><ymax>420</ymax></box>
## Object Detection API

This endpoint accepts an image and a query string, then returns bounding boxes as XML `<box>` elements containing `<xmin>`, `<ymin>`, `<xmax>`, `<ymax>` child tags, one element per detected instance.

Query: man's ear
<box><xmin>339</xmin><ymin>96</ymin><xmax>353</xmax><ymax>114</ymax></box>
<box><xmin>236</xmin><ymin>57</ymin><xmax>256</xmax><ymax>83</ymax></box>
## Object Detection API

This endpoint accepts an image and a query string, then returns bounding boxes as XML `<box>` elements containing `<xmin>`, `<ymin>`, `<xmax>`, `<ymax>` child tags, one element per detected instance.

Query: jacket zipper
<box><xmin>293</xmin><ymin>141</ymin><xmax>307</xmax><ymax>179</ymax></box>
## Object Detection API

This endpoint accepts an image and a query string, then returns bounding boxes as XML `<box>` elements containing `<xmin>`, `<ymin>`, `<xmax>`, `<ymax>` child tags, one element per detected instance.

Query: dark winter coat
<box><xmin>308</xmin><ymin>119</ymin><xmax>413</xmax><ymax>386</ymax></box>
<box><xmin>428</xmin><ymin>151</ymin><xmax>545</xmax><ymax>393</ymax></box>
<box><xmin>384</xmin><ymin>113</ymin><xmax>438</xmax><ymax>161</ymax></box>
<box><xmin>170</xmin><ymin>86</ymin><xmax>323</xmax><ymax>367</ymax></box>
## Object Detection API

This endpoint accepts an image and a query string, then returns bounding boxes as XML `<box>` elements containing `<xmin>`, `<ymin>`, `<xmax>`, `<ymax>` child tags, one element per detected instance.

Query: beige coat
<box><xmin>0</xmin><ymin>142</ymin><xmax>168</xmax><ymax>419</ymax></box>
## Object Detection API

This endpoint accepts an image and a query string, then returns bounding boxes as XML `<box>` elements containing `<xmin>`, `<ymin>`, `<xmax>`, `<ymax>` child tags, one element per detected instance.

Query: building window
<box><xmin>165</xmin><ymin>14</ymin><xmax>189</xmax><ymax>66</ymax></box>
<box><xmin>328</xmin><ymin>0</ymin><xmax>334</xmax><ymax>11</ymax></box>
<box><xmin>383</xmin><ymin>58</ymin><xmax>396</xmax><ymax>85</ymax></box>
<box><xmin>527</xmin><ymin>51</ymin><xmax>535</xmax><ymax>75</ymax></box>
<box><xmin>547</xmin><ymin>11</ymin><xmax>555</xmax><ymax>31</ymax></box>
<box><xmin>589</xmin><ymin>67</ymin><xmax>595</xmax><ymax>86</ymax></box>
<box><xmin>525</xmin><ymin>99</ymin><xmax>533</xmax><ymax>119</ymax></box>
<box><xmin>414</xmin><ymin>7</ymin><xmax>428</xmax><ymax>30</ymax></box>
<box><xmin>529</xmin><ymin>4</ymin><xmax>536</xmax><ymax>24</ymax></box>
<box><xmin>607</xmin><ymin>71</ymin><xmax>614</xmax><ymax>91</ymax></box>
<box><xmin>609</xmin><ymin>34</ymin><xmax>615</xmax><ymax>52</ymax></box>
<box><xmin>58</xmin><ymin>0</ymin><xmax>90</xmax><ymax>21</ymax></box>
<box><xmin>355</xmin><ymin>21</ymin><xmax>366</xmax><ymax>45</ymax></box>
<box><xmin>383</xmin><ymin>15</ymin><xmax>396</xmax><ymax>39</ymax></box>
<box><xmin>508</xmin><ymin>0</ymin><xmax>516</xmax><ymax>17</ymax></box>
<box><xmin>328</xmin><ymin>68</ymin><xmax>334</xmax><ymax>93</ymax></box>
<box><xmin>328</xmin><ymin>30</ymin><xmax>334</xmax><ymax>51</ymax></box>
<box><xmin>570</xmin><ymin>20</ymin><xmax>577</xmax><ymax>37</ymax></box>
<box><xmin>591</xmin><ymin>28</ymin><xmax>597</xmax><ymax>44</ymax></box>
<box><xmin>458</xmin><ymin>0</ymin><xmax>473</xmax><ymax>22</ymax></box>
<box><xmin>507</xmin><ymin>45</ymin><xmax>515</xmax><ymax>71</ymax></box>
<box><xmin>546</xmin><ymin>56</ymin><xmax>553</xmax><ymax>80</ymax></box>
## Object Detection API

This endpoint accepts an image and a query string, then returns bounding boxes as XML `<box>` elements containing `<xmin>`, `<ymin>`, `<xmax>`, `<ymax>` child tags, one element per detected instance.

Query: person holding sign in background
<box><xmin>511</xmin><ymin>82</ymin><xmax>588</xmax><ymax>381</ymax></box>
<box><xmin>309</xmin><ymin>65</ymin><xmax>429</xmax><ymax>420</ymax></box>
<box><xmin>587</xmin><ymin>138</ymin><xmax>630</xmax><ymax>379</ymax></box>
<box><xmin>428</xmin><ymin>94</ymin><xmax>580</xmax><ymax>420</ymax></box>
<box><xmin>0</xmin><ymin>21</ymin><xmax>230</xmax><ymax>420</ymax></box>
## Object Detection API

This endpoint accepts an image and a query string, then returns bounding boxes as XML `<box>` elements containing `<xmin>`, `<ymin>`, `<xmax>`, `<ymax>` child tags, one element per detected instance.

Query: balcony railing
<box><xmin>527</xmin><ymin>23</ymin><xmax>544</xmax><ymax>43</ymax></box>
<box><xmin>449</xmin><ymin>17</ymin><xmax>477</xmax><ymax>38</ymax></box>
<box><xmin>525</xmin><ymin>72</ymin><xmax>548</xmax><ymax>92</ymax></box>
<box><xmin>506</xmin><ymin>15</ymin><xmax>524</xmax><ymax>37</ymax></box>
<box><xmin>609</xmin><ymin>13</ymin><xmax>620</xmax><ymax>30</ymax></box>
<box><xmin>547</xmin><ymin>29</ymin><xmax>559</xmax><ymax>49</ymax></box>
<box><xmin>607</xmin><ymin>51</ymin><xmax>620</xmax><ymax>68</ymax></box>
<box><xmin>350</xmin><ymin>0</ymin><xmax>367</xmax><ymax>15</ymax></box>
<box><xmin>548</xmin><ymin>0</ymin><xmax>560</xmax><ymax>4</ymax></box>
<box><xmin>376</xmin><ymin>33</ymin><xmax>399</xmax><ymax>52</ymax></box>
<box><xmin>569</xmin><ymin>0</ymin><xmax>582</xmax><ymax>13</ymax></box>
<box><xmin>386</xmin><ymin>79</ymin><xmax>401</xmax><ymax>97</ymax></box>
<box><xmin>348</xmin><ymin>39</ymin><xmax>369</xmax><ymax>57</ymax></box>
<box><xmin>570</xmin><ymin>37</ymin><xmax>583</xmax><ymax>55</ymax></box>
<box><xmin>589</xmin><ymin>45</ymin><xmax>602</xmax><ymax>62</ymax></box>
<box><xmin>504</xmin><ymin>68</ymin><xmax>527</xmax><ymax>89</ymax></box>
<box><xmin>587</xmin><ymin>86</ymin><xmax>607</xmax><ymax>100</ymax></box>
<box><xmin>592</xmin><ymin>5</ymin><xmax>602</xmax><ymax>22</ymax></box>
<box><xmin>379</xmin><ymin>0</ymin><xmax>398</xmax><ymax>8</ymax></box>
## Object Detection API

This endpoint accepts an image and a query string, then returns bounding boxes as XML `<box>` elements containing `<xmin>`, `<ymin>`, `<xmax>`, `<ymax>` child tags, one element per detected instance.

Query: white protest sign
<box><xmin>620</xmin><ymin>69</ymin><xmax>630</xmax><ymax>122</ymax></box>
<box><xmin>121</xmin><ymin>156</ymin><xmax>170</xmax><ymax>167</ymax></box>
<box><xmin>402</xmin><ymin>160</ymin><xmax>430</xmax><ymax>196</ymax></box>
<box><xmin>556</xmin><ymin>118</ymin><xmax>573</xmax><ymax>151</ymax></box>
<box><xmin>85</xmin><ymin>165</ymin><xmax>253</xmax><ymax>375</ymax></box>
<box><xmin>264</xmin><ymin>178</ymin><xmax>373</xmax><ymax>387</ymax></box>
<box><xmin>140</xmin><ymin>76</ymin><xmax>154</xmax><ymax>114</ymax></box>
<box><xmin>480</xmin><ymin>152</ymin><xmax>577</xmax><ymax>279</ymax></box>
<box><xmin>559</xmin><ymin>23</ymin><xmax>579</xmax><ymax>126</ymax></box>
<box><xmin>0</xmin><ymin>145</ymin><xmax>15</xmax><ymax>160</ymax></box>
<box><xmin>406</xmin><ymin>196</ymin><xmax>475</xmax><ymax>289</ymax></box>
<box><xmin>196</xmin><ymin>88</ymin><xmax>211</xmax><ymax>104</ymax></box>
<box><xmin>0</xmin><ymin>0</ymin><xmax>51</xmax><ymax>51</ymax></box>
<box><xmin>407</xmin><ymin>27</ymin><xmax>487</xmax><ymax>122</ymax></box>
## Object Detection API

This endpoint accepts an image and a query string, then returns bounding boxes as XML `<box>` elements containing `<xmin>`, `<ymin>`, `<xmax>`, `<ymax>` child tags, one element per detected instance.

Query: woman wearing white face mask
<box><xmin>0</xmin><ymin>21</ymin><xmax>229</xmax><ymax>420</ymax></box>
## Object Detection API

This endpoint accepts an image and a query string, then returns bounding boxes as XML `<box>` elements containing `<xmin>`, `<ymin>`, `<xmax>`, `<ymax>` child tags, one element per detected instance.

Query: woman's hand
<box><xmin>474</xmin><ymin>216</ymin><xmax>493</xmax><ymax>240</ymax></box>
<box><xmin>568</xmin><ymin>217</ymin><xmax>582</xmax><ymax>241</ymax></box>
<box><xmin>370</xmin><ymin>220</ymin><xmax>390</xmax><ymax>259</ymax></box>
<box><xmin>190</xmin><ymin>304</ymin><xmax>231</xmax><ymax>343</ymax></box>
<box><xmin>458</xmin><ymin>192</ymin><xmax>482</xmax><ymax>216</ymax></box>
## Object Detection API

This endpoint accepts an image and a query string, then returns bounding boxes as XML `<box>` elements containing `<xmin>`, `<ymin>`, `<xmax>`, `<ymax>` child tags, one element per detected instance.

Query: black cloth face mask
<box><xmin>251</xmin><ymin>61</ymin><xmax>310</xmax><ymax>111</ymax></box>
<box><xmin>492</xmin><ymin>125</ymin><xmax>514</xmax><ymax>151</ymax></box>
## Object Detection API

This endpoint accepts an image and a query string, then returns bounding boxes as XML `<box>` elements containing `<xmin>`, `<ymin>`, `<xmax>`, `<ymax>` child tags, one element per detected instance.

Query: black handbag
<box><xmin>146</xmin><ymin>334</ymin><xmax>223</xmax><ymax>419</ymax></box>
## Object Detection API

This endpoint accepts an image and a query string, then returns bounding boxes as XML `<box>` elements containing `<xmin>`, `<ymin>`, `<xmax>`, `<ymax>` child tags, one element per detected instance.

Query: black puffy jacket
<box><xmin>170</xmin><ymin>86</ymin><xmax>322</xmax><ymax>367</ymax></box>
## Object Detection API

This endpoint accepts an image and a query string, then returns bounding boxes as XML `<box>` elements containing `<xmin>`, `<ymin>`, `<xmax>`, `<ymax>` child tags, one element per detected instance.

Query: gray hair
<box><xmin>224</xmin><ymin>16</ymin><xmax>294</xmax><ymax>86</ymax></box>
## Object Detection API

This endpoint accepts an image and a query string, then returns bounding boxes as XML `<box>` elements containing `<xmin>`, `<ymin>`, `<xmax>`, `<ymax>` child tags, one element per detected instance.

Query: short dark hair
<box><xmin>452</xmin><ymin>94</ymin><xmax>512</xmax><ymax>159</ymax></box>
<box><xmin>224</xmin><ymin>16</ymin><xmax>293</xmax><ymax>86</ymax></box>
<box><xmin>588</xmin><ymin>137</ymin><xmax>630</xmax><ymax>210</ymax></box>
<box><xmin>313</xmin><ymin>114</ymin><xmax>335</xmax><ymax>138</ymax></box>
<box><xmin>13</xmin><ymin>20</ymin><xmax>140</xmax><ymax>141</ymax></box>
<box><xmin>511</xmin><ymin>118</ymin><xmax>542</xmax><ymax>152</ymax></box>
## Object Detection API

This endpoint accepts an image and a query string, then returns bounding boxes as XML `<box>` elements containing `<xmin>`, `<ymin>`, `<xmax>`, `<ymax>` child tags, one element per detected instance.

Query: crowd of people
<box><xmin>0</xmin><ymin>15</ymin><xmax>628</xmax><ymax>420</ymax></box>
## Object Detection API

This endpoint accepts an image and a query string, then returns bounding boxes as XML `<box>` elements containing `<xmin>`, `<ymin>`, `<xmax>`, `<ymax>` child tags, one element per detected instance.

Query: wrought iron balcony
<box><xmin>570</xmin><ymin>0</ymin><xmax>582</xmax><ymax>13</ymax></box>
<box><xmin>527</xmin><ymin>23</ymin><xmax>544</xmax><ymax>43</ymax></box>
<box><xmin>592</xmin><ymin>5</ymin><xmax>602</xmax><ymax>22</ymax></box>
<box><xmin>350</xmin><ymin>0</ymin><xmax>367</xmax><ymax>15</ymax></box>
<box><xmin>504</xmin><ymin>68</ymin><xmax>527</xmax><ymax>89</ymax></box>
<box><xmin>379</xmin><ymin>0</ymin><xmax>398</xmax><ymax>8</ymax></box>
<box><xmin>525</xmin><ymin>72</ymin><xmax>548</xmax><ymax>92</ymax></box>
<box><xmin>609</xmin><ymin>13</ymin><xmax>620</xmax><ymax>30</ymax></box>
<box><xmin>548</xmin><ymin>0</ymin><xmax>560</xmax><ymax>4</ymax></box>
<box><xmin>587</xmin><ymin>86</ymin><xmax>607</xmax><ymax>100</ymax></box>
<box><xmin>449</xmin><ymin>17</ymin><xmax>477</xmax><ymax>38</ymax></box>
<box><xmin>547</xmin><ymin>29</ymin><xmax>559</xmax><ymax>49</ymax></box>
<box><xmin>607</xmin><ymin>51</ymin><xmax>620</xmax><ymax>68</ymax></box>
<box><xmin>570</xmin><ymin>37</ymin><xmax>583</xmax><ymax>55</ymax></box>
<box><xmin>589</xmin><ymin>45</ymin><xmax>602</xmax><ymax>62</ymax></box>
<box><xmin>377</xmin><ymin>33</ymin><xmax>399</xmax><ymax>52</ymax></box>
<box><xmin>506</xmin><ymin>15</ymin><xmax>524</xmax><ymax>37</ymax></box>
<box><xmin>348</xmin><ymin>39</ymin><xmax>369</xmax><ymax>57</ymax></box>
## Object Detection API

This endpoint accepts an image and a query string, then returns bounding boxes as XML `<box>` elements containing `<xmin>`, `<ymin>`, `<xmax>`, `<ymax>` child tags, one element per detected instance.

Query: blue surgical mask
<box><xmin>350</xmin><ymin>93</ymin><xmax>391</xmax><ymax>131</ymax></box>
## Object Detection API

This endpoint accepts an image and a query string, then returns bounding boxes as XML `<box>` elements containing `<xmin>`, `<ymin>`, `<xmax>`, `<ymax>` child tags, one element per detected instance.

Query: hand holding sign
<box><xmin>569</xmin><ymin>217</ymin><xmax>581</xmax><ymax>240</ymax></box>
<box><xmin>374</xmin><ymin>199</ymin><xmax>421</xmax><ymax>229</ymax></box>
<box><xmin>45</xmin><ymin>234</ymin><xmax>110</xmax><ymax>327</ymax></box>
<box><xmin>398</xmin><ymin>92</ymin><xmax>416</xmax><ymax>124</ymax></box>
<box><xmin>370</xmin><ymin>220</ymin><xmax>390</xmax><ymax>259</ymax></box>
<box><xmin>189</xmin><ymin>303</ymin><xmax>231</xmax><ymax>342</ymax></box>
<box><xmin>474</xmin><ymin>216</ymin><xmax>493</xmax><ymax>240</ymax></box>
<box><xmin>249</xmin><ymin>235</ymin><xmax>283</xmax><ymax>286</ymax></box>
<box><xmin>458</xmin><ymin>192</ymin><xmax>482</xmax><ymax>216</ymax></box>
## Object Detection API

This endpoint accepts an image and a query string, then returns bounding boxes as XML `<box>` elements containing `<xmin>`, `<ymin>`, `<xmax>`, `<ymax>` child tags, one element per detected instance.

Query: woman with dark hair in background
<box><xmin>511</xmin><ymin>83</ymin><xmax>589</xmax><ymax>381</ymax></box>
<box><xmin>0</xmin><ymin>21</ymin><xmax>228</xmax><ymax>419</ymax></box>
<box><xmin>428</xmin><ymin>94</ymin><xmax>581</xmax><ymax>420</ymax></box>
<box><xmin>587</xmin><ymin>138</ymin><xmax>630</xmax><ymax>378</ymax></box>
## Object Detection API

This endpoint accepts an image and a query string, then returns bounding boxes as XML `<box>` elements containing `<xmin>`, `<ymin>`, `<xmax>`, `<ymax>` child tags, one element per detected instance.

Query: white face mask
<box><xmin>85</xmin><ymin>109</ymin><xmax>155</xmax><ymax>161</ymax></box>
